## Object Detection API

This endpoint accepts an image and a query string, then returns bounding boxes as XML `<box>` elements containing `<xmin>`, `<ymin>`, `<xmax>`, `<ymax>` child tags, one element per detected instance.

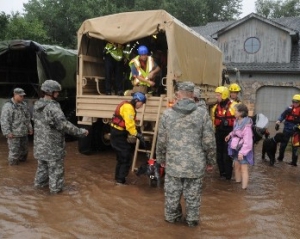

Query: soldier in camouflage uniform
<box><xmin>156</xmin><ymin>81</ymin><xmax>216</xmax><ymax>227</ymax></box>
<box><xmin>33</xmin><ymin>80</ymin><xmax>88</xmax><ymax>194</ymax></box>
<box><xmin>1</xmin><ymin>88</ymin><xmax>33</xmax><ymax>165</ymax></box>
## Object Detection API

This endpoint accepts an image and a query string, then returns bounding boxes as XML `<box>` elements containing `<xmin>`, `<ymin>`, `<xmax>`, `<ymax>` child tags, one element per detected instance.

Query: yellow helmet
<box><xmin>215</xmin><ymin>86</ymin><xmax>229</xmax><ymax>100</ymax></box>
<box><xmin>228</xmin><ymin>83</ymin><xmax>241</xmax><ymax>92</ymax></box>
<box><xmin>292</xmin><ymin>94</ymin><xmax>300</xmax><ymax>102</ymax></box>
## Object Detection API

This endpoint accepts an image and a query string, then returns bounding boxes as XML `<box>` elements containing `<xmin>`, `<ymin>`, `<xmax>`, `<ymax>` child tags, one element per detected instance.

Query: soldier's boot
<box><xmin>165</xmin><ymin>216</ymin><xmax>183</xmax><ymax>224</ymax></box>
<box><xmin>186</xmin><ymin>220</ymin><xmax>199</xmax><ymax>227</ymax></box>
<box><xmin>8</xmin><ymin>158</ymin><xmax>19</xmax><ymax>165</ymax></box>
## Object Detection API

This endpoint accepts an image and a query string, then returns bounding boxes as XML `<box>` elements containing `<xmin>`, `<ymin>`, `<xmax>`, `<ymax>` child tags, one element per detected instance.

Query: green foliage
<box><xmin>0</xmin><ymin>12</ymin><xmax>49</xmax><ymax>42</ymax></box>
<box><xmin>255</xmin><ymin>0</ymin><xmax>300</xmax><ymax>18</ymax></box>
<box><xmin>0</xmin><ymin>12</ymin><xmax>10</xmax><ymax>39</ymax></box>
<box><xmin>3</xmin><ymin>0</ymin><xmax>244</xmax><ymax>48</ymax></box>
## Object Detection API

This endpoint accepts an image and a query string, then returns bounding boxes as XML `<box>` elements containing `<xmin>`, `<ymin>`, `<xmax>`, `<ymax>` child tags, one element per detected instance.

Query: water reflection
<box><xmin>0</xmin><ymin>135</ymin><xmax>300</xmax><ymax>238</ymax></box>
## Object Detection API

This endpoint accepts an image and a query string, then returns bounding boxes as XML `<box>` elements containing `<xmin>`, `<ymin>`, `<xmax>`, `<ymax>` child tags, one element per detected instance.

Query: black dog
<box><xmin>250</xmin><ymin>114</ymin><xmax>270</xmax><ymax>144</ymax></box>
<box><xmin>262</xmin><ymin>132</ymin><xmax>285</xmax><ymax>166</ymax></box>
<box><xmin>135</xmin><ymin>159</ymin><xmax>165</xmax><ymax>187</ymax></box>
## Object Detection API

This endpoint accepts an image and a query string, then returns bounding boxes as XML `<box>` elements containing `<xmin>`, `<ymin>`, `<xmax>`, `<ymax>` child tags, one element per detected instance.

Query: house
<box><xmin>192</xmin><ymin>13</ymin><xmax>300</xmax><ymax>121</ymax></box>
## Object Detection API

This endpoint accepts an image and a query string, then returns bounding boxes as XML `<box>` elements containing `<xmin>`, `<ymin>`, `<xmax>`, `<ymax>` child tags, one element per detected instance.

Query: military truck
<box><xmin>0</xmin><ymin>40</ymin><xmax>78</xmax><ymax>134</ymax></box>
<box><xmin>76</xmin><ymin>10</ymin><xmax>224</xmax><ymax>158</ymax></box>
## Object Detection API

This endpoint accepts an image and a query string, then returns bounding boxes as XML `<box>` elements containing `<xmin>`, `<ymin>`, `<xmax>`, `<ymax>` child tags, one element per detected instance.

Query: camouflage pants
<box><xmin>7</xmin><ymin>136</ymin><xmax>28</xmax><ymax>165</ymax></box>
<box><xmin>164</xmin><ymin>174</ymin><xmax>203</xmax><ymax>222</ymax></box>
<box><xmin>34</xmin><ymin>159</ymin><xmax>64</xmax><ymax>193</ymax></box>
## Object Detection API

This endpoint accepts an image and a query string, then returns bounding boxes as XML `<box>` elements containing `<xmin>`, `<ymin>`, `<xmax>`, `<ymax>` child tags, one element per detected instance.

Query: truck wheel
<box><xmin>78</xmin><ymin>120</ymin><xmax>111</xmax><ymax>154</ymax></box>
<box><xmin>65</xmin><ymin>108</ymin><xmax>77</xmax><ymax>142</ymax></box>
<box><xmin>78</xmin><ymin>125</ymin><xmax>93</xmax><ymax>155</ymax></box>
<box><xmin>100</xmin><ymin>123</ymin><xmax>111</xmax><ymax>147</ymax></box>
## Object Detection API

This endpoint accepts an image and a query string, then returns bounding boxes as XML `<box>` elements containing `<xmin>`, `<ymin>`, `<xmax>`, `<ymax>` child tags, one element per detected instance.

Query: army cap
<box><xmin>177</xmin><ymin>81</ymin><xmax>195</xmax><ymax>92</ymax></box>
<box><xmin>14</xmin><ymin>88</ymin><xmax>26</xmax><ymax>95</ymax></box>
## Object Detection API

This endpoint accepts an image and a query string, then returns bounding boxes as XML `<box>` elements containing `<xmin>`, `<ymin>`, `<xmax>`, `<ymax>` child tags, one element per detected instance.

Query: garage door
<box><xmin>255</xmin><ymin>86</ymin><xmax>300</xmax><ymax>122</ymax></box>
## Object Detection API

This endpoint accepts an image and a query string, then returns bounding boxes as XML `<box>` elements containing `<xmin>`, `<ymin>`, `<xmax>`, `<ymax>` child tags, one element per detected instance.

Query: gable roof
<box><xmin>212</xmin><ymin>13</ymin><xmax>299</xmax><ymax>41</ymax></box>
<box><xmin>192</xmin><ymin>14</ymin><xmax>300</xmax><ymax>73</ymax></box>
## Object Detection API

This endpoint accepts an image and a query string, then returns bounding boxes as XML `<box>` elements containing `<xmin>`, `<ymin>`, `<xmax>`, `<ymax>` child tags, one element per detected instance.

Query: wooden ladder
<box><xmin>131</xmin><ymin>95</ymin><xmax>165</xmax><ymax>172</ymax></box>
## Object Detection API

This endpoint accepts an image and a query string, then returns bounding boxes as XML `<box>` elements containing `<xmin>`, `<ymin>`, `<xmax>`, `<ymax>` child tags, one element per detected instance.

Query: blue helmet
<box><xmin>137</xmin><ymin>45</ymin><xmax>148</xmax><ymax>55</ymax></box>
<box><xmin>133</xmin><ymin>92</ymin><xmax>146</xmax><ymax>103</ymax></box>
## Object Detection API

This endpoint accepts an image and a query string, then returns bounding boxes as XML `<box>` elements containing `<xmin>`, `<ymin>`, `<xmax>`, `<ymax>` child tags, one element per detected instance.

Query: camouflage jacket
<box><xmin>0</xmin><ymin>98</ymin><xmax>33</xmax><ymax>137</ymax></box>
<box><xmin>33</xmin><ymin>98</ymin><xmax>86</xmax><ymax>161</ymax></box>
<box><xmin>156</xmin><ymin>98</ymin><xmax>216</xmax><ymax>178</ymax></box>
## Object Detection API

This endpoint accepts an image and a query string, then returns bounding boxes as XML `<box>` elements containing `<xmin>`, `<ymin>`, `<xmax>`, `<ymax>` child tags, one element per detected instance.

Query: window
<box><xmin>244</xmin><ymin>37</ymin><xmax>260</xmax><ymax>54</ymax></box>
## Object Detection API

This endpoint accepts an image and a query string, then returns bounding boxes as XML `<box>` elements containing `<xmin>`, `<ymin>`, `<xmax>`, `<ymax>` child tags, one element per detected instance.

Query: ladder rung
<box><xmin>137</xmin><ymin>149</ymin><xmax>149</xmax><ymax>153</ymax></box>
<box><xmin>142</xmin><ymin>131</ymin><xmax>155</xmax><ymax>135</ymax></box>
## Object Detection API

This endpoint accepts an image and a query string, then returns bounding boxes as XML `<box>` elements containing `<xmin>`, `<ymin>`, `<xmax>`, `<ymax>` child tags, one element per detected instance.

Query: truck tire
<box><xmin>78</xmin><ymin>120</ymin><xmax>111</xmax><ymax>154</ymax></box>
<box><xmin>78</xmin><ymin>125</ymin><xmax>93</xmax><ymax>155</ymax></box>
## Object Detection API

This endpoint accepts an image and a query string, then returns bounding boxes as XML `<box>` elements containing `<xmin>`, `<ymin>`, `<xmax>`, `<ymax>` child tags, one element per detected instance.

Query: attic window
<box><xmin>244</xmin><ymin>37</ymin><xmax>260</xmax><ymax>54</ymax></box>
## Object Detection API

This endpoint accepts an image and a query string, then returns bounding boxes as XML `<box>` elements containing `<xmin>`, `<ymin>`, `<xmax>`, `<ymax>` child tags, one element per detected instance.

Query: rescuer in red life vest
<box><xmin>275</xmin><ymin>94</ymin><xmax>300</xmax><ymax>166</ymax></box>
<box><xmin>110</xmin><ymin>92</ymin><xmax>147</xmax><ymax>185</ymax></box>
<box><xmin>211</xmin><ymin>86</ymin><xmax>237</xmax><ymax>180</ymax></box>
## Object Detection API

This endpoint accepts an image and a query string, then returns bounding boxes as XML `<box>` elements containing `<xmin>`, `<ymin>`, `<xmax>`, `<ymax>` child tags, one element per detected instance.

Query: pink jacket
<box><xmin>229</xmin><ymin>121</ymin><xmax>253</xmax><ymax>157</ymax></box>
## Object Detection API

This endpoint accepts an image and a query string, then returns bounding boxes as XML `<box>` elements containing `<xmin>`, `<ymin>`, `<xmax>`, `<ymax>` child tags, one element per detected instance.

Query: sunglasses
<box><xmin>292</xmin><ymin>100</ymin><xmax>299</xmax><ymax>103</ymax></box>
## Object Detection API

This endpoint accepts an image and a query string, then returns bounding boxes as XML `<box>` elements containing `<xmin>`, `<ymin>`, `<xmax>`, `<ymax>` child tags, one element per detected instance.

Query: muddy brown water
<box><xmin>1</xmin><ymin>129</ymin><xmax>300</xmax><ymax>239</ymax></box>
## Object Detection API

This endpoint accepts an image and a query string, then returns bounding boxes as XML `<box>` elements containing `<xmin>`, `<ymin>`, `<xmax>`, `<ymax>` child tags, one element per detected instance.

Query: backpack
<box><xmin>251</xmin><ymin>113</ymin><xmax>269</xmax><ymax>144</ymax></box>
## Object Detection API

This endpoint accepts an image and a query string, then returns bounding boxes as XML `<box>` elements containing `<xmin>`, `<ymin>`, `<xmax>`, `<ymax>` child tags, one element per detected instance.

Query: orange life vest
<box><xmin>285</xmin><ymin>105</ymin><xmax>300</xmax><ymax>122</ymax></box>
<box><xmin>292</xmin><ymin>132</ymin><xmax>300</xmax><ymax>147</ymax></box>
<box><xmin>214</xmin><ymin>101</ymin><xmax>235</xmax><ymax>127</ymax></box>
<box><xmin>111</xmin><ymin>101</ymin><xmax>136</xmax><ymax>129</ymax></box>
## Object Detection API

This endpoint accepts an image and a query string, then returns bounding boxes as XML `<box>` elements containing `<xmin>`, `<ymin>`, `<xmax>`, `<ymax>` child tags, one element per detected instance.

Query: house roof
<box><xmin>191</xmin><ymin>14</ymin><xmax>300</xmax><ymax>73</ymax></box>
<box><xmin>212</xmin><ymin>13</ymin><xmax>299</xmax><ymax>41</ymax></box>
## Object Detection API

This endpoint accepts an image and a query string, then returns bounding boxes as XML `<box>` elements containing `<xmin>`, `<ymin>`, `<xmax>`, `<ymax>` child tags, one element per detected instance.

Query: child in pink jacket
<box><xmin>225</xmin><ymin>103</ymin><xmax>253</xmax><ymax>189</ymax></box>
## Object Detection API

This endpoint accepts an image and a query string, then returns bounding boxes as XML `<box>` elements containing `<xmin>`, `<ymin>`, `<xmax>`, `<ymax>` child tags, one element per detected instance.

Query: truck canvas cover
<box><xmin>77</xmin><ymin>9</ymin><xmax>222</xmax><ymax>87</ymax></box>
<box><xmin>0</xmin><ymin>40</ymin><xmax>77</xmax><ymax>90</ymax></box>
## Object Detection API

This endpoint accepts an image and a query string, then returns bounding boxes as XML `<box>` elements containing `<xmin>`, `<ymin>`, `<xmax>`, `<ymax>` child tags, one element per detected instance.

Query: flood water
<box><xmin>1</xmin><ymin>127</ymin><xmax>300</xmax><ymax>239</ymax></box>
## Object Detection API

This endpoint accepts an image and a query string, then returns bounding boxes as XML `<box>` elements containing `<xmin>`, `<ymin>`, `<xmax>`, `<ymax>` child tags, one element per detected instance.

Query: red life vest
<box><xmin>111</xmin><ymin>101</ymin><xmax>136</xmax><ymax>129</ymax></box>
<box><xmin>214</xmin><ymin>101</ymin><xmax>235</xmax><ymax>127</ymax></box>
<box><xmin>285</xmin><ymin>105</ymin><xmax>300</xmax><ymax>122</ymax></box>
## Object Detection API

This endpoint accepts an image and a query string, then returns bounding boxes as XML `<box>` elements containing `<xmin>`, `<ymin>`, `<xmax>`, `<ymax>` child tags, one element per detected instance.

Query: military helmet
<box><xmin>215</xmin><ymin>86</ymin><xmax>230</xmax><ymax>100</ymax></box>
<box><xmin>137</xmin><ymin>45</ymin><xmax>148</xmax><ymax>55</ymax></box>
<box><xmin>228</xmin><ymin>83</ymin><xmax>241</xmax><ymax>92</ymax></box>
<box><xmin>41</xmin><ymin>80</ymin><xmax>62</xmax><ymax>93</ymax></box>
<box><xmin>133</xmin><ymin>92</ymin><xmax>146</xmax><ymax>103</ymax></box>
<box><xmin>292</xmin><ymin>94</ymin><xmax>300</xmax><ymax>102</ymax></box>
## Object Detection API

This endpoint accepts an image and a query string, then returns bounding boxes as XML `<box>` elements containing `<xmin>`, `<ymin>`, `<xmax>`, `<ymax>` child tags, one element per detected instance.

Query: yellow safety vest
<box><xmin>129</xmin><ymin>55</ymin><xmax>155</xmax><ymax>86</ymax></box>
<box><xmin>105</xmin><ymin>43</ymin><xmax>123</xmax><ymax>61</ymax></box>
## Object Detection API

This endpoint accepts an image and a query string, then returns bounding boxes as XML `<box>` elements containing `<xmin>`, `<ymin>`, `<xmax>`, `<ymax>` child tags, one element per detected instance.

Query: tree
<box><xmin>18</xmin><ymin>0</ymin><xmax>243</xmax><ymax>48</ymax></box>
<box><xmin>0</xmin><ymin>12</ymin><xmax>10</xmax><ymax>40</ymax></box>
<box><xmin>0</xmin><ymin>12</ymin><xmax>48</xmax><ymax>42</ymax></box>
<box><xmin>255</xmin><ymin>0</ymin><xmax>300</xmax><ymax>18</ymax></box>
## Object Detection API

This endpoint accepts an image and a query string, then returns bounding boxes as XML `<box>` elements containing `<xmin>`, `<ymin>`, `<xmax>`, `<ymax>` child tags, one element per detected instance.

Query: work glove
<box><xmin>136</xmin><ymin>132</ymin><xmax>146</xmax><ymax>147</ymax></box>
<box><xmin>275</xmin><ymin>124</ymin><xmax>280</xmax><ymax>131</ymax></box>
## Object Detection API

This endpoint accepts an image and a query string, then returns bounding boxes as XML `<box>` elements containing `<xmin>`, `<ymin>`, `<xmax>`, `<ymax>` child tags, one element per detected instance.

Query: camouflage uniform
<box><xmin>33</xmin><ymin>80</ymin><xmax>87</xmax><ymax>194</ymax></box>
<box><xmin>156</xmin><ymin>82</ymin><xmax>216</xmax><ymax>226</ymax></box>
<box><xmin>194</xmin><ymin>86</ymin><xmax>208</xmax><ymax>111</ymax></box>
<box><xmin>1</xmin><ymin>90</ymin><xmax>33</xmax><ymax>165</ymax></box>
